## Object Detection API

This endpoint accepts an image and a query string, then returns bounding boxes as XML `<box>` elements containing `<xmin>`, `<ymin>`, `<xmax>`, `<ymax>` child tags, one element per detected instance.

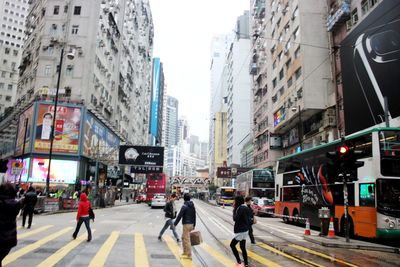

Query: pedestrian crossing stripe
<box><xmin>135</xmin><ymin>233</ymin><xmax>150</xmax><ymax>267</ymax></box>
<box><xmin>199</xmin><ymin>242</ymin><xmax>235</xmax><ymax>267</ymax></box>
<box><xmin>88</xmin><ymin>231</ymin><xmax>119</xmax><ymax>267</ymax></box>
<box><xmin>3</xmin><ymin>227</ymin><xmax>73</xmax><ymax>266</ymax></box>
<box><xmin>289</xmin><ymin>244</ymin><xmax>359</xmax><ymax>267</ymax></box>
<box><xmin>223</xmin><ymin>241</ymin><xmax>282</xmax><ymax>267</ymax></box>
<box><xmin>163</xmin><ymin>235</ymin><xmax>197</xmax><ymax>267</ymax></box>
<box><xmin>18</xmin><ymin>225</ymin><xmax>54</xmax><ymax>239</ymax></box>
<box><xmin>258</xmin><ymin>243</ymin><xmax>323</xmax><ymax>267</ymax></box>
<box><xmin>36</xmin><ymin>230</ymin><xmax>97</xmax><ymax>267</ymax></box>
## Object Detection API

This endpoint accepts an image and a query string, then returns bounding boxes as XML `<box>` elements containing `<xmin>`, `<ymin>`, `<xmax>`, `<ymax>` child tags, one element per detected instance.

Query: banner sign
<box><xmin>15</xmin><ymin>105</ymin><xmax>34</xmax><ymax>156</ymax></box>
<box><xmin>216</xmin><ymin>167</ymin><xmax>252</xmax><ymax>178</ymax></box>
<box><xmin>33</xmin><ymin>103</ymin><xmax>82</xmax><ymax>155</ymax></box>
<box><xmin>119</xmin><ymin>145</ymin><xmax>164</xmax><ymax>173</ymax></box>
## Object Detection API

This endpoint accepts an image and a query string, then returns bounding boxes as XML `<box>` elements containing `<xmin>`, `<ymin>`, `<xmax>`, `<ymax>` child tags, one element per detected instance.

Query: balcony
<box><xmin>327</xmin><ymin>1</ymin><xmax>351</xmax><ymax>32</ymax></box>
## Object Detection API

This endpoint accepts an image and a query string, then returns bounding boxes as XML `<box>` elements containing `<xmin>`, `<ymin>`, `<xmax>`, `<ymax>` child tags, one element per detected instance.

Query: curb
<box><xmin>303</xmin><ymin>235</ymin><xmax>400</xmax><ymax>254</ymax></box>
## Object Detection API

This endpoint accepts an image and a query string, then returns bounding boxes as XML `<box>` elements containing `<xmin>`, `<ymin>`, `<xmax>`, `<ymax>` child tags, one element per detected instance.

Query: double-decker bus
<box><xmin>145</xmin><ymin>173</ymin><xmax>166</xmax><ymax>203</ymax></box>
<box><xmin>215</xmin><ymin>186</ymin><xmax>236</xmax><ymax>206</ymax></box>
<box><xmin>236</xmin><ymin>169</ymin><xmax>275</xmax><ymax>198</ymax></box>
<box><xmin>275</xmin><ymin>127</ymin><xmax>400</xmax><ymax>239</ymax></box>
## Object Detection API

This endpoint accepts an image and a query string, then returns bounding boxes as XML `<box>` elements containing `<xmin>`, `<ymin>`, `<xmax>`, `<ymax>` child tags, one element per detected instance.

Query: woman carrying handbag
<box><xmin>72</xmin><ymin>192</ymin><xmax>92</xmax><ymax>242</ymax></box>
<box><xmin>230</xmin><ymin>196</ymin><xmax>250</xmax><ymax>267</ymax></box>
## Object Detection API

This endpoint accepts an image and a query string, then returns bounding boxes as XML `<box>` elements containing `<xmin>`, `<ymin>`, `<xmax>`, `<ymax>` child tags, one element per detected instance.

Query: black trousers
<box><xmin>22</xmin><ymin>206</ymin><xmax>34</xmax><ymax>227</ymax></box>
<box><xmin>0</xmin><ymin>247</ymin><xmax>11</xmax><ymax>267</ymax></box>
<box><xmin>248</xmin><ymin>225</ymin><xmax>255</xmax><ymax>243</ymax></box>
<box><xmin>230</xmin><ymin>238</ymin><xmax>248</xmax><ymax>265</ymax></box>
<box><xmin>73</xmin><ymin>217</ymin><xmax>92</xmax><ymax>240</ymax></box>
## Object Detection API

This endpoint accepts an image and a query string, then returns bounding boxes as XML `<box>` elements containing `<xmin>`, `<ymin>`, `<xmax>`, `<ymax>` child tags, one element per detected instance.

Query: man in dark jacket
<box><xmin>0</xmin><ymin>183</ymin><xmax>21</xmax><ymax>266</ymax></box>
<box><xmin>174</xmin><ymin>193</ymin><xmax>196</xmax><ymax>260</ymax></box>
<box><xmin>22</xmin><ymin>187</ymin><xmax>37</xmax><ymax>229</ymax></box>
<box><xmin>245</xmin><ymin>196</ymin><xmax>256</xmax><ymax>244</ymax></box>
<box><xmin>158</xmin><ymin>193</ymin><xmax>180</xmax><ymax>242</ymax></box>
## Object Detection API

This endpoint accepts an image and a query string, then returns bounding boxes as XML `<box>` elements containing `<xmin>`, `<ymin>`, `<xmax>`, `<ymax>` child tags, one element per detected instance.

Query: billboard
<box><xmin>119</xmin><ymin>145</ymin><xmax>164</xmax><ymax>173</ymax></box>
<box><xmin>82</xmin><ymin>111</ymin><xmax>120</xmax><ymax>160</ymax></box>
<box><xmin>15</xmin><ymin>105</ymin><xmax>34</xmax><ymax>156</ymax></box>
<box><xmin>5</xmin><ymin>158</ymin><xmax>30</xmax><ymax>183</ymax></box>
<box><xmin>33</xmin><ymin>103</ymin><xmax>82</xmax><ymax>154</ymax></box>
<box><xmin>30</xmin><ymin>158</ymin><xmax>77</xmax><ymax>184</ymax></box>
<box><xmin>340</xmin><ymin>1</ymin><xmax>400</xmax><ymax>134</ymax></box>
<box><xmin>150</xmin><ymin>58</ymin><xmax>161</xmax><ymax>137</ymax></box>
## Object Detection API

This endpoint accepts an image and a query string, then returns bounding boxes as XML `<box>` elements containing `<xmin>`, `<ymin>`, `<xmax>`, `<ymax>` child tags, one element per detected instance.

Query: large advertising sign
<box><xmin>5</xmin><ymin>158</ymin><xmax>30</xmax><ymax>183</ymax></box>
<box><xmin>119</xmin><ymin>145</ymin><xmax>164</xmax><ymax>173</ymax></box>
<box><xmin>340</xmin><ymin>1</ymin><xmax>400</xmax><ymax>135</ymax></box>
<box><xmin>33</xmin><ymin>104</ymin><xmax>82</xmax><ymax>154</ymax></box>
<box><xmin>15</xmin><ymin>105</ymin><xmax>34</xmax><ymax>156</ymax></box>
<box><xmin>30</xmin><ymin>158</ymin><xmax>77</xmax><ymax>184</ymax></box>
<box><xmin>150</xmin><ymin>58</ymin><xmax>161</xmax><ymax>137</ymax></box>
<box><xmin>82</xmin><ymin>111</ymin><xmax>120</xmax><ymax>160</ymax></box>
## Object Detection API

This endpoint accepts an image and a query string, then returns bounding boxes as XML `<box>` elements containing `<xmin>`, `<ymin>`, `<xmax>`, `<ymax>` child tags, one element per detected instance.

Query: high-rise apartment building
<box><xmin>163</xmin><ymin>95</ymin><xmax>179</xmax><ymax>148</ymax></box>
<box><xmin>149</xmin><ymin>57</ymin><xmax>165</xmax><ymax>146</ymax></box>
<box><xmin>250</xmin><ymin>0</ymin><xmax>336</xmax><ymax>169</ymax></box>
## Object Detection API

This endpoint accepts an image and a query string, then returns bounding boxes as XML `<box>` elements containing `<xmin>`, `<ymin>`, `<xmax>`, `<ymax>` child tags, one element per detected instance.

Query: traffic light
<box><xmin>326</xmin><ymin>145</ymin><xmax>365</xmax><ymax>182</ymax></box>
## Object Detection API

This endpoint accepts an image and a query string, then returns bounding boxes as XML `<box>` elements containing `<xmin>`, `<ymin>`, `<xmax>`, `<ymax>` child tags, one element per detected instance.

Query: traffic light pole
<box><xmin>343</xmin><ymin>174</ymin><xmax>350</xmax><ymax>243</ymax></box>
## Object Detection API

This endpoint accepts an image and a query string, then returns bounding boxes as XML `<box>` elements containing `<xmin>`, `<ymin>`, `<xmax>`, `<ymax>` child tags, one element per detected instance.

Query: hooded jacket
<box><xmin>76</xmin><ymin>193</ymin><xmax>91</xmax><ymax>220</ymax></box>
<box><xmin>174</xmin><ymin>201</ymin><xmax>196</xmax><ymax>226</ymax></box>
<box><xmin>0</xmin><ymin>194</ymin><xmax>21</xmax><ymax>249</ymax></box>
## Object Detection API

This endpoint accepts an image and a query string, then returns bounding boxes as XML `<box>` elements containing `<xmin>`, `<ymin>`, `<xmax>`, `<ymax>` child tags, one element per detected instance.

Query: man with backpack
<box><xmin>158</xmin><ymin>193</ymin><xmax>180</xmax><ymax>242</ymax></box>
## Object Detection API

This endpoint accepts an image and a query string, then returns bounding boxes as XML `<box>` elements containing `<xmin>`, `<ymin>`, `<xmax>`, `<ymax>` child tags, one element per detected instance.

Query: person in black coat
<box><xmin>158</xmin><ymin>193</ymin><xmax>180</xmax><ymax>242</ymax></box>
<box><xmin>245</xmin><ymin>196</ymin><xmax>256</xmax><ymax>244</ymax></box>
<box><xmin>230</xmin><ymin>195</ymin><xmax>250</xmax><ymax>267</ymax></box>
<box><xmin>0</xmin><ymin>183</ymin><xmax>21</xmax><ymax>266</ymax></box>
<box><xmin>22</xmin><ymin>187</ymin><xmax>37</xmax><ymax>229</ymax></box>
<box><xmin>174</xmin><ymin>193</ymin><xmax>196</xmax><ymax>259</ymax></box>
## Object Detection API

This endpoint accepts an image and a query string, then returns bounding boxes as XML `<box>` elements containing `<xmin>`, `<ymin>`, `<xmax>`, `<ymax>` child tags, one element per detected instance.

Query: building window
<box><xmin>66</xmin><ymin>65</ymin><xmax>73</xmax><ymax>76</ymax></box>
<box><xmin>44</xmin><ymin>65</ymin><xmax>52</xmax><ymax>76</ymax></box>
<box><xmin>272</xmin><ymin>78</ymin><xmax>277</xmax><ymax>88</ymax></box>
<box><xmin>74</xmin><ymin>6</ymin><xmax>81</xmax><ymax>15</ymax></box>
<box><xmin>295</xmin><ymin>67</ymin><xmax>302</xmax><ymax>80</ymax></box>
<box><xmin>71</xmin><ymin>25</ymin><xmax>78</xmax><ymax>34</ymax></box>
<box><xmin>5</xmin><ymin>96</ymin><xmax>11</xmax><ymax>101</ymax></box>
<box><xmin>287</xmin><ymin>77</ymin><xmax>293</xmax><ymax>88</ymax></box>
<box><xmin>1</xmin><ymin>71</ymin><xmax>5</xmax><ymax>78</ymax></box>
<box><xmin>0</xmin><ymin>83</ymin><xmax>4</xmax><ymax>89</ymax></box>
<box><xmin>64</xmin><ymin>5</ymin><xmax>68</xmax><ymax>13</ymax></box>
<box><xmin>351</xmin><ymin>8</ymin><xmax>359</xmax><ymax>25</ymax></box>
<box><xmin>273</xmin><ymin>60</ymin><xmax>276</xmax><ymax>69</ymax></box>
<box><xmin>361</xmin><ymin>0</ymin><xmax>369</xmax><ymax>15</ymax></box>
<box><xmin>294</xmin><ymin>46</ymin><xmax>300</xmax><ymax>58</ymax></box>
<box><xmin>285</xmin><ymin>58</ymin><xmax>292</xmax><ymax>69</ymax></box>
<box><xmin>4</xmin><ymin>47</ymin><xmax>10</xmax><ymax>54</ymax></box>
<box><xmin>279</xmin><ymin>68</ymin><xmax>284</xmax><ymax>80</ymax></box>
<box><xmin>53</xmin><ymin>5</ymin><xmax>59</xmax><ymax>15</ymax></box>
<box><xmin>7</xmin><ymin>84</ymin><xmax>12</xmax><ymax>90</ymax></box>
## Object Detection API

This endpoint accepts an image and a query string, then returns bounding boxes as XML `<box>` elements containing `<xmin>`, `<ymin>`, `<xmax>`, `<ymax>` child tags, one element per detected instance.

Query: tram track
<box><xmin>196</xmin><ymin>200</ymin><xmax>356</xmax><ymax>267</ymax></box>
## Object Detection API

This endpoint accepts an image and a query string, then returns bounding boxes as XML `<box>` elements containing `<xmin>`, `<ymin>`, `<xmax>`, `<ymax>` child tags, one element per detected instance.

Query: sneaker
<box><xmin>27</xmin><ymin>226</ymin><xmax>31</xmax><ymax>229</ymax></box>
<box><xmin>158</xmin><ymin>236</ymin><xmax>162</xmax><ymax>241</ymax></box>
<box><xmin>72</xmin><ymin>234</ymin><xmax>76</xmax><ymax>240</ymax></box>
<box><xmin>176</xmin><ymin>239</ymin><xmax>181</xmax><ymax>242</ymax></box>
<box><xmin>87</xmin><ymin>238</ymin><xmax>91</xmax><ymax>242</ymax></box>
<box><xmin>180</xmin><ymin>254</ymin><xmax>192</xmax><ymax>260</ymax></box>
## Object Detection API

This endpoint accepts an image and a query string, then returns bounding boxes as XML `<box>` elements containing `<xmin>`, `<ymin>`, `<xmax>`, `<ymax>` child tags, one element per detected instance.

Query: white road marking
<box><xmin>258</xmin><ymin>222</ymin><xmax>303</xmax><ymax>240</ymax></box>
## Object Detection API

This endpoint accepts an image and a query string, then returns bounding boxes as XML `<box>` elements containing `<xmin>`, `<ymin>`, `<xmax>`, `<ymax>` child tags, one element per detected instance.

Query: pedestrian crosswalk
<box><xmin>3</xmin><ymin>224</ymin><xmax>358</xmax><ymax>267</ymax></box>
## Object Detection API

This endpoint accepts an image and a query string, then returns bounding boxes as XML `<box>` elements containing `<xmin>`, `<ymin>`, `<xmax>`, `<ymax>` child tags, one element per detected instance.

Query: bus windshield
<box><xmin>379</xmin><ymin>130</ymin><xmax>400</xmax><ymax>176</ymax></box>
<box><xmin>377</xmin><ymin>179</ymin><xmax>400</xmax><ymax>217</ymax></box>
<box><xmin>221</xmin><ymin>189</ymin><xmax>235</xmax><ymax>198</ymax></box>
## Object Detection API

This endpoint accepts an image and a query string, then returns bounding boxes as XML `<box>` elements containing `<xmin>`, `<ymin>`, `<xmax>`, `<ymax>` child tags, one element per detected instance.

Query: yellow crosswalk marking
<box><xmin>199</xmin><ymin>243</ymin><xmax>235</xmax><ymax>267</ymax></box>
<box><xmin>223</xmin><ymin>240</ymin><xmax>282</xmax><ymax>267</ymax></box>
<box><xmin>164</xmin><ymin>235</ymin><xmax>197</xmax><ymax>267</ymax></box>
<box><xmin>134</xmin><ymin>233</ymin><xmax>149</xmax><ymax>267</ymax></box>
<box><xmin>258</xmin><ymin>243</ymin><xmax>324</xmax><ymax>267</ymax></box>
<box><xmin>88</xmin><ymin>231</ymin><xmax>119</xmax><ymax>267</ymax></box>
<box><xmin>3</xmin><ymin>227</ymin><xmax>73</xmax><ymax>266</ymax></box>
<box><xmin>289</xmin><ymin>244</ymin><xmax>359</xmax><ymax>267</ymax></box>
<box><xmin>36</xmin><ymin>230</ymin><xmax>96</xmax><ymax>267</ymax></box>
<box><xmin>18</xmin><ymin>225</ymin><xmax>54</xmax><ymax>239</ymax></box>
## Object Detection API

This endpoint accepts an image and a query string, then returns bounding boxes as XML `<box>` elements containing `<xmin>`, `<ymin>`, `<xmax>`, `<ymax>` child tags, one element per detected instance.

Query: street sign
<box><xmin>216</xmin><ymin>167</ymin><xmax>251</xmax><ymax>178</ymax></box>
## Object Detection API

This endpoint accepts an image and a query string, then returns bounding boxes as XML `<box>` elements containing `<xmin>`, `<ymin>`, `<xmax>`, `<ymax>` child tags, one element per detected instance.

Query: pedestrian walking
<box><xmin>174</xmin><ymin>193</ymin><xmax>196</xmax><ymax>260</ymax></box>
<box><xmin>230</xmin><ymin>196</ymin><xmax>250</xmax><ymax>267</ymax></box>
<box><xmin>72</xmin><ymin>193</ymin><xmax>92</xmax><ymax>242</ymax></box>
<box><xmin>0</xmin><ymin>183</ymin><xmax>21</xmax><ymax>267</ymax></box>
<box><xmin>245</xmin><ymin>196</ymin><xmax>256</xmax><ymax>244</ymax></box>
<box><xmin>22</xmin><ymin>187</ymin><xmax>37</xmax><ymax>229</ymax></box>
<box><xmin>158</xmin><ymin>193</ymin><xmax>180</xmax><ymax>242</ymax></box>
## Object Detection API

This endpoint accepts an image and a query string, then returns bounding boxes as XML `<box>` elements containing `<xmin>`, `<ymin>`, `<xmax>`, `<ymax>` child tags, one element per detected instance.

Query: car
<box><xmin>151</xmin><ymin>194</ymin><xmax>166</xmax><ymax>208</ymax></box>
<box><xmin>251</xmin><ymin>198</ymin><xmax>275</xmax><ymax>217</ymax></box>
<box><xmin>135</xmin><ymin>193</ymin><xmax>147</xmax><ymax>203</ymax></box>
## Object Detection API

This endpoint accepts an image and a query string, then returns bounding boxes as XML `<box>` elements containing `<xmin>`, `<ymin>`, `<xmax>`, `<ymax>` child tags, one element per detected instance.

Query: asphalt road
<box><xmin>3</xmin><ymin>199</ymin><xmax>399</xmax><ymax>267</ymax></box>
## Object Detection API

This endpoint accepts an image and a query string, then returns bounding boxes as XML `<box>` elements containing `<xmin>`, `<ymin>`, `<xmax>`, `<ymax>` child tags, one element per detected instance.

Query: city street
<box><xmin>3</xmin><ymin>199</ymin><xmax>399</xmax><ymax>267</ymax></box>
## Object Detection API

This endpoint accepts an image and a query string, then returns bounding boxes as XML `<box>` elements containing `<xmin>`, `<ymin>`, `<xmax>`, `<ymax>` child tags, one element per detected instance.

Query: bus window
<box><xmin>276</xmin><ymin>184</ymin><xmax>279</xmax><ymax>198</ymax></box>
<box><xmin>331</xmin><ymin>183</ymin><xmax>355</xmax><ymax>206</ymax></box>
<box><xmin>380</xmin><ymin>130</ymin><xmax>400</xmax><ymax>176</ymax></box>
<box><xmin>376</xmin><ymin>179</ymin><xmax>400</xmax><ymax>217</ymax></box>
<box><xmin>283</xmin><ymin>186</ymin><xmax>301</xmax><ymax>202</ymax></box>
<box><xmin>359</xmin><ymin>183</ymin><xmax>375</xmax><ymax>207</ymax></box>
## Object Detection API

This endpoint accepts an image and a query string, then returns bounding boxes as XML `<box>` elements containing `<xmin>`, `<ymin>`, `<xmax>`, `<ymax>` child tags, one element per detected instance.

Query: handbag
<box><xmin>190</xmin><ymin>230</ymin><xmax>203</xmax><ymax>246</ymax></box>
<box><xmin>89</xmin><ymin>207</ymin><xmax>95</xmax><ymax>221</ymax></box>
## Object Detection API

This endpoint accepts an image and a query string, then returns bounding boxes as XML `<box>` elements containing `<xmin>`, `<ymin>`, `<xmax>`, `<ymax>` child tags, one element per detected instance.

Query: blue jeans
<box><xmin>73</xmin><ymin>216</ymin><xmax>92</xmax><ymax>240</ymax></box>
<box><xmin>159</xmin><ymin>218</ymin><xmax>179</xmax><ymax>240</ymax></box>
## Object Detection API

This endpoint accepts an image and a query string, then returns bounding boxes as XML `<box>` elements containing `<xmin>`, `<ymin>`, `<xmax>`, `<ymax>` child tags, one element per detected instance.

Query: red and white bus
<box><xmin>275</xmin><ymin>127</ymin><xmax>400</xmax><ymax>239</ymax></box>
<box><xmin>145</xmin><ymin>173</ymin><xmax>166</xmax><ymax>203</ymax></box>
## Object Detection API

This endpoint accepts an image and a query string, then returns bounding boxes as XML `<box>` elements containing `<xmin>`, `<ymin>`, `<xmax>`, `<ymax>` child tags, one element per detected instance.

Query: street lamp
<box><xmin>292</xmin><ymin>105</ymin><xmax>303</xmax><ymax>151</ymax></box>
<box><xmin>46</xmin><ymin>46</ymin><xmax>75</xmax><ymax>195</ymax></box>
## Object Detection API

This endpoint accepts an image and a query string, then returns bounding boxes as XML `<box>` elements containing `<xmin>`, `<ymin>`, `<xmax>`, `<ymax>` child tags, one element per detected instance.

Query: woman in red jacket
<box><xmin>72</xmin><ymin>193</ymin><xmax>92</xmax><ymax>242</ymax></box>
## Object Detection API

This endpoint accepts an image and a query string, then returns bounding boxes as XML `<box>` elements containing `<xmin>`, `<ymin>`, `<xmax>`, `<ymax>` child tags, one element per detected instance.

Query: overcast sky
<box><xmin>149</xmin><ymin>0</ymin><xmax>250</xmax><ymax>142</ymax></box>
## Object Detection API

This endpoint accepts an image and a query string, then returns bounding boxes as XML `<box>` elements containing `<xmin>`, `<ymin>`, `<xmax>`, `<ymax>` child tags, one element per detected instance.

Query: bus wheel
<box><xmin>292</xmin><ymin>209</ymin><xmax>300</xmax><ymax>225</ymax></box>
<box><xmin>340</xmin><ymin>216</ymin><xmax>354</xmax><ymax>237</ymax></box>
<box><xmin>283</xmin><ymin>208</ymin><xmax>289</xmax><ymax>223</ymax></box>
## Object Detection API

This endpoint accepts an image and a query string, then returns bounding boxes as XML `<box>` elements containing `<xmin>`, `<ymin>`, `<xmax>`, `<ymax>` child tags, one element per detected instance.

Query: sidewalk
<box><xmin>304</xmin><ymin>234</ymin><xmax>400</xmax><ymax>254</ymax></box>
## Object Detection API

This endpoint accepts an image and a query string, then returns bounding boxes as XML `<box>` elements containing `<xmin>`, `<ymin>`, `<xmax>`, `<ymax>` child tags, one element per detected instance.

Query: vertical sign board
<box><xmin>15</xmin><ymin>105</ymin><xmax>34</xmax><ymax>156</ymax></box>
<box><xmin>340</xmin><ymin>1</ymin><xmax>400</xmax><ymax>135</ymax></box>
<box><xmin>150</xmin><ymin>58</ymin><xmax>161</xmax><ymax>138</ymax></box>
